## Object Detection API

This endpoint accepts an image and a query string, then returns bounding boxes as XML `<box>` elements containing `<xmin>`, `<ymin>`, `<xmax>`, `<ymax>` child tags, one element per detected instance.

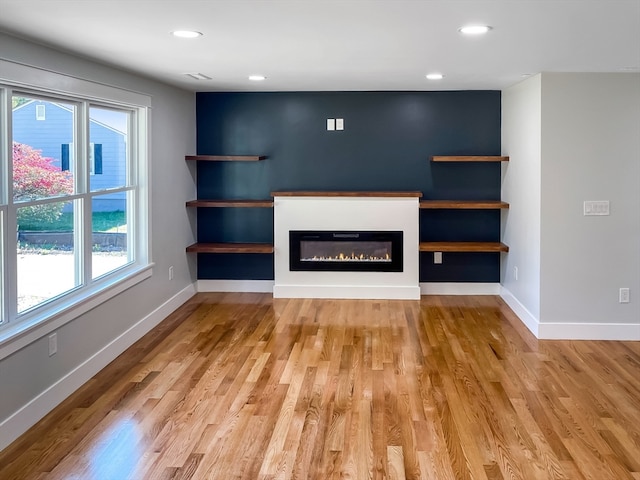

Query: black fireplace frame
<box><xmin>289</xmin><ymin>230</ymin><xmax>403</xmax><ymax>272</ymax></box>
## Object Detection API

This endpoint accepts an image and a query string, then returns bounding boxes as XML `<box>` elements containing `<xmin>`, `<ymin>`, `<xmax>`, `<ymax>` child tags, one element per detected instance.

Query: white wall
<box><xmin>0</xmin><ymin>33</ymin><xmax>197</xmax><ymax>449</ymax></box>
<box><xmin>539</xmin><ymin>73</ymin><xmax>640</xmax><ymax>338</ymax></box>
<box><xmin>502</xmin><ymin>72</ymin><xmax>640</xmax><ymax>340</ymax></box>
<box><xmin>501</xmin><ymin>75</ymin><xmax>542</xmax><ymax>333</ymax></box>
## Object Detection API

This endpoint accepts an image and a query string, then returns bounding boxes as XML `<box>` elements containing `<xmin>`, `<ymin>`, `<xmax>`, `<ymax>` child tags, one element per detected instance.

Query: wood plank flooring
<box><xmin>1</xmin><ymin>293</ymin><xmax>639</xmax><ymax>479</ymax></box>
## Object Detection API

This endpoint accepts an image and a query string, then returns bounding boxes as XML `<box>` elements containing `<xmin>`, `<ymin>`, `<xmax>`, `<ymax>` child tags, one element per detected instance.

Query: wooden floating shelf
<box><xmin>420</xmin><ymin>200</ymin><xmax>509</xmax><ymax>209</ymax></box>
<box><xmin>431</xmin><ymin>156</ymin><xmax>509</xmax><ymax>162</ymax></box>
<box><xmin>419</xmin><ymin>242</ymin><xmax>509</xmax><ymax>253</ymax></box>
<box><xmin>186</xmin><ymin>243</ymin><xmax>274</xmax><ymax>254</ymax></box>
<box><xmin>186</xmin><ymin>200</ymin><xmax>273</xmax><ymax>208</ymax></box>
<box><xmin>185</xmin><ymin>155</ymin><xmax>267</xmax><ymax>161</ymax></box>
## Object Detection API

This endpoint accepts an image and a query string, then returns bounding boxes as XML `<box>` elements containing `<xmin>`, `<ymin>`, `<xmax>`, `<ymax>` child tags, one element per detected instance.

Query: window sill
<box><xmin>0</xmin><ymin>263</ymin><xmax>154</xmax><ymax>361</ymax></box>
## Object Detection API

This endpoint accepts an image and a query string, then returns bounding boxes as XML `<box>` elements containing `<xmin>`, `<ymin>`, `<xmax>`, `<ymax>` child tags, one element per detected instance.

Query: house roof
<box><xmin>0</xmin><ymin>0</ymin><xmax>638</xmax><ymax>92</ymax></box>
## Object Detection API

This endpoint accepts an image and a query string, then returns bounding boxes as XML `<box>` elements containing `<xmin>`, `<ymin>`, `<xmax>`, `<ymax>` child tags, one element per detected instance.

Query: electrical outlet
<box><xmin>169</xmin><ymin>266</ymin><xmax>174</xmax><ymax>280</ymax></box>
<box><xmin>49</xmin><ymin>333</ymin><xmax>57</xmax><ymax>356</ymax></box>
<box><xmin>513</xmin><ymin>266</ymin><xmax>518</xmax><ymax>281</ymax></box>
<box><xmin>336</xmin><ymin>118</ymin><xmax>344</xmax><ymax>130</ymax></box>
<box><xmin>434</xmin><ymin>251</ymin><xmax>442</xmax><ymax>264</ymax></box>
<box><xmin>619</xmin><ymin>288</ymin><xmax>630</xmax><ymax>303</ymax></box>
<box><xmin>326</xmin><ymin>118</ymin><xmax>335</xmax><ymax>131</ymax></box>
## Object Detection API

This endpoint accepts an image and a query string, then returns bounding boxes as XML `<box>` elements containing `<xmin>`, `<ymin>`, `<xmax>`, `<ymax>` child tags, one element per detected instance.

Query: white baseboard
<box><xmin>0</xmin><ymin>283</ymin><xmax>197</xmax><ymax>452</ymax></box>
<box><xmin>500</xmin><ymin>287</ymin><xmax>640</xmax><ymax>340</ymax></box>
<box><xmin>420</xmin><ymin>282</ymin><xmax>502</xmax><ymax>295</ymax></box>
<box><xmin>537</xmin><ymin>322</ymin><xmax>640</xmax><ymax>340</ymax></box>
<box><xmin>197</xmin><ymin>279</ymin><xmax>274</xmax><ymax>293</ymax></box>
<box><xmin>199</xmin><ymin>281</ymin><xmax>501</xmax><ymax>298</ymax></box>
<box><xmin>273</xmin><ymin>284</ymin><xmax>420</xmax><ymax>300</ymax></box>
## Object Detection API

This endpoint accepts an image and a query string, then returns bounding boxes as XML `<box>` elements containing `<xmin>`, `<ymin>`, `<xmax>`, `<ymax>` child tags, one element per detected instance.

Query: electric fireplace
<box><xmin>289</xmin><ymin>230</ymin><xmax>403</xmax><ymax>272</ymax></box>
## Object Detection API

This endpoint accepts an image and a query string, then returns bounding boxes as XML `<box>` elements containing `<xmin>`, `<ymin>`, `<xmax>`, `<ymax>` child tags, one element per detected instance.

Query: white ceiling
<box><xmin>0</xmin><ymin>0</ymin><xmax>638</xmax><ymax>92</ymax></box>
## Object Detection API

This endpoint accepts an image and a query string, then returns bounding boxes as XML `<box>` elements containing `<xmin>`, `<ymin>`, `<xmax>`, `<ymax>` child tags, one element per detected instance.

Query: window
<box><xmin>36</xmin><ymin>103</ymin><xmax>45</xmax><ymax>120</ymax></box>
<box><xmin>61</xmin><ymin>143</ymin><xmax>103</xmax><ymax>174</ymax></box>
<box><xmin>0</xmin><ymin>63</ymin><xmax>150</xmax><ymax>345</ymax></box>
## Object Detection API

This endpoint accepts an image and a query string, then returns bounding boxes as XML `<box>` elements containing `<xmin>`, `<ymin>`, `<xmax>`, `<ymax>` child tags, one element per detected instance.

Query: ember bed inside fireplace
<box><xmin>289</xmin><ymin>230</ymin><xmax>403</xmax><ymax>272</ymax></box>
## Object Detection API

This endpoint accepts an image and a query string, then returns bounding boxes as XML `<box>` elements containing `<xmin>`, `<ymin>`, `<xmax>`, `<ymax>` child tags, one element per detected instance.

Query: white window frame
<box><xmin>0</xmin><ymin>60</ymin><xmax>153</xmax><ymax>361</ymax></box>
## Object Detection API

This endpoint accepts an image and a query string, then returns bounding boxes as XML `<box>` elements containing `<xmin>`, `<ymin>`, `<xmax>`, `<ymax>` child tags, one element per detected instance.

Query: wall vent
<box><xmin>184</xmin><ymin>73</ymin><xmax>212</xmax><ymax>80</ymax></box>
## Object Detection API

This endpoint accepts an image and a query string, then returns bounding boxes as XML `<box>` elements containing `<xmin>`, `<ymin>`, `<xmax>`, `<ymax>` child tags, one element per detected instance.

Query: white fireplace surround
<box><xmin>273</xmin><ymin>192</ymin><xmax>421</xmax><ymax>299</ymax></box>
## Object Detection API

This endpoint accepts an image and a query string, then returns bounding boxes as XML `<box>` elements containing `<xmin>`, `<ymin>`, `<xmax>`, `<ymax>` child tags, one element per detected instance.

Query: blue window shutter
<box><xmin>61</xmin><ymin>144</ymin><xmax>69</xmax><ymax>171</ymax></box>
<box><xmin>94</xmin><ymin>144</ymin><xmax>102</xmax><ymax>174</ymax></box>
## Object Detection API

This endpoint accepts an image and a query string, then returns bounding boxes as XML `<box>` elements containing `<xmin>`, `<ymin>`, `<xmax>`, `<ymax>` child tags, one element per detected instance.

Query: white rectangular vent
<box><xmin>184</xmin><ymin>73</ymin><xmax>212</xmax><ymax>80</ymax></box>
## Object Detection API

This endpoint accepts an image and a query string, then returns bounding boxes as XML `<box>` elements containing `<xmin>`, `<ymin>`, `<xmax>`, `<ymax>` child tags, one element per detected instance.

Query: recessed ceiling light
<box><xmin>171</xmin><ymin>30</ymin><xmax>203</xmax><ymax>38</ymax></box>
<box><xmin>426</xmin><ymin>73</ymin><xmax>444</xmax><ymax>80</ymax></box>
<box><xmin>459</xmin><ymin>25</ymin><xmax>492</xmax><ymax>35</ymax></box>
<box><xmin>249</xmin><ymin>75</ymin><xmax>266</xmax><ymax>81</ymax></box>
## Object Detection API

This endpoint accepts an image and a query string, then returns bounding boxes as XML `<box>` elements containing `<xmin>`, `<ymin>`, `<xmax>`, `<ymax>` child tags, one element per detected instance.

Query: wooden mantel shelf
<box><xmin>186</xmin><ymin>243</ymin><xmax>274</xmax><ymax>254</ymax></box>
<box><xmin>271</xmin><ymin>191</ymin><xmax>423</xmax><ymax>198</ymax></box>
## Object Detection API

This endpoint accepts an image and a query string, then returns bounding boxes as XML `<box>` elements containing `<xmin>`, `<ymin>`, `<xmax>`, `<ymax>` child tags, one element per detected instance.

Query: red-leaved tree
<box><xmin>13</xmin><ymin>142</ymin><xmax>73</xmax><ymax>226</ymax></box>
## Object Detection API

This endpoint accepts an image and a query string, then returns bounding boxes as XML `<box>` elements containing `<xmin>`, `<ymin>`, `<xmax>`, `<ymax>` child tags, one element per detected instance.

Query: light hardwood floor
<box><xmin>1</xmin><ymin>293</ymin><xmax>639</xmax><ymax>479</ymax></box>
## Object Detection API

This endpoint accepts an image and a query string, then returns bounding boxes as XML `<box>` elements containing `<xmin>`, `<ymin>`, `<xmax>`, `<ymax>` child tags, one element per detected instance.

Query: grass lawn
<box><xmin>18</xmin><ymin>211</ymin><xmax>126</xmax><ymax>233</ymax></box>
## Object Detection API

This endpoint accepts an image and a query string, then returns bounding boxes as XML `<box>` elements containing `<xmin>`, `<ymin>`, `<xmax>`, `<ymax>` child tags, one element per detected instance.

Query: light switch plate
<box><xmin>327</xmin><ymin>118</ymin><xmax>335</xmax><ymax>131</ymax></box>
<box><xmin>336</xmin><ymin>118</ymin><xmax>344</xmax><ymax>130</ymax></box>
<box><xmin>584</xmin><ymin>200</ymin><xmax>609</xmax><ymax>216</ymax></box>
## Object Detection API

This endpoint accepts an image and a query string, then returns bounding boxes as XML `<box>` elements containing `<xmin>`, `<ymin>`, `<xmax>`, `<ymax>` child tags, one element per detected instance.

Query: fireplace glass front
<box><xmin>289</xmin><ymin>231</ymin><xmax>403</xmax><ymax>272</ymax></box>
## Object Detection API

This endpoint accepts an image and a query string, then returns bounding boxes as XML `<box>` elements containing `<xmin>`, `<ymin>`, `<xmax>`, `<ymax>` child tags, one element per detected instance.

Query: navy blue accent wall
<box><xmin>195</xmin><ymin>91</ymin><xmax>502</xmax><ymax>282</ymax></box>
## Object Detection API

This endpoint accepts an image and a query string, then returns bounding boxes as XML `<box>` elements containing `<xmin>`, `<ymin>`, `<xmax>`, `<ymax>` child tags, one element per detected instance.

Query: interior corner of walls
<box><xmin>500</xmin><ymin>286</ymin><xmax>540</xmax><ymax>338</ymax></box>
<box><xmin>500</xmin><ymin>287</ymin><xmax>640</xmax><ymax>341</ymax></box>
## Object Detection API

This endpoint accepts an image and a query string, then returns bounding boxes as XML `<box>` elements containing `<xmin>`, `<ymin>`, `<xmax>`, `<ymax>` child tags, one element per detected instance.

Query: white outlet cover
<box><xmin>48</xmin><ymin>333</ymin><xmax>57</xmax><ymax>356</ymax></box>
<box><xmin>336</xmin><ymin>118</ymin><xmax>344</xmax><ymax>130</ymax></box>
<box><xmin>326</xmin><ymin>118</ymin><xmax>335</xmax><ymax>131</ymax></box>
